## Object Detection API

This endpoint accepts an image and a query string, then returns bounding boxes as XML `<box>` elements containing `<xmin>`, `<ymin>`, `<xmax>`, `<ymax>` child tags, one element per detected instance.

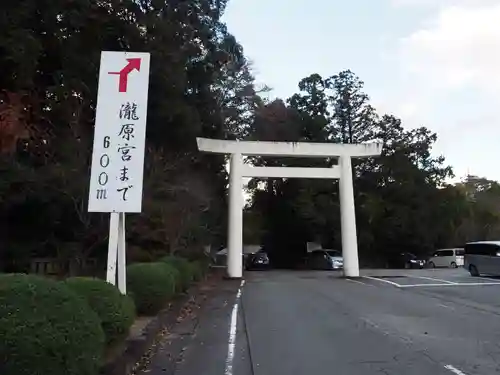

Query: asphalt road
<box><xmin>143</xmin><ymin>268</ymin><xmax>500</xmax><ymax>375</ymax></box>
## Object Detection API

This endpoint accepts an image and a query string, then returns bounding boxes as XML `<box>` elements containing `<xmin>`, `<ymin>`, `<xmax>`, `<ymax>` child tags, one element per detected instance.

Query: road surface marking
<box><xmin>413</xmin><ymin>276</ymin><xmax>458</xmax><ymax>284</ymax></box>
<box><xmin>399</xmin><ymin>282</ymin><xmax>500</xmax><ymax>288</ymax></box>
<box><xmin>346</xmin><ymin>278</ymin><xmax>371</xmax><ymax>286</ymax></box>
<box><xmin>225</xmin><ymin>280</ymin><xmax>245</xmax><ymax>375</ymax></box>
<box><xmin>444</xmin><ymin>364</ymin><xmax>468</xmax><ymax>374</ymax></box>
<box><xmin>438</xmin><ymin>303</ymin><xmax>454</xmax><ymax>310</ymax></box>
<box><xmin>479</xmin><ymin>276</ymin><xmax>500</xmax><ymax>282</ymax></box>
<box><xmin>363</xmin><ymin>276</ymin><xmax>401</xmax><ymax>287</ymax></box>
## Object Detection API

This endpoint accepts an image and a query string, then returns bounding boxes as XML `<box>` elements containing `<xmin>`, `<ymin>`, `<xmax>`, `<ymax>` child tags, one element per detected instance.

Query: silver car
<box><xmin>308</xmin><ymin>250</ymin><xmax>343</xmax><ymax>270</ymax></box>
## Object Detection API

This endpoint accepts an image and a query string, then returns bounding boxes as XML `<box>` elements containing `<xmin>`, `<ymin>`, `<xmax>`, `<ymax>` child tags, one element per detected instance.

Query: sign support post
<box><xmin>88</xmin><ymin>51</ymin><xmax>151</xmax><ymax>294</ymax></box>
<box><xmin>106</xmin><ymin>212</ymin><xmax>119</xmax><ymax>285</ymax></box>
<box><xmin>117</xmin><ymin>212</ymin><xmax>126</xmax><ymax>292</ymax></box>
<box><xmin>105</xmin><ymin>212</ymin><xmax>126</xmax><ymax>293</ymax></box>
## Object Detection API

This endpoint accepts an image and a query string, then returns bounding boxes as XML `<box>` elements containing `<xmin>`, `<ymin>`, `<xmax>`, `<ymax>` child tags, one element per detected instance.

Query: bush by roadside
<box><xmin>161</xmin><ymin>255</ymin><xmax>195</xmax><ymax>290</ymax></box>
<box><xmin>64</xmin><ymin>277</ymin><xmax>136</xmax><ymax>346</ymax></box>
<box><xmin>189</xmin><ymin>260</ymin><xmax>206</xmax><ymax>281</ymax></box>
<box><xmin>127</xmin><ymin>262</ymin><xmax>177</xmax><ymax>315</ymax></box>
<box><xmin>0</xmin><ymin>274</ymin><xmax>104</xmax><ymax>375</ymax></box>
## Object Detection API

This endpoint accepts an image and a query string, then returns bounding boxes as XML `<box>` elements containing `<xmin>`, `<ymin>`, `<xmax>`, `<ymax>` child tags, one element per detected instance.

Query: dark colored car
<box><xmin>245</xmin><ymin>251</ymin><xmax>271</xmax><ymax>270</ymax></box>
<box><xmin>387</xmin><ymin>252</ymin><xmax>426</xmax><ymax>269</ymax></box>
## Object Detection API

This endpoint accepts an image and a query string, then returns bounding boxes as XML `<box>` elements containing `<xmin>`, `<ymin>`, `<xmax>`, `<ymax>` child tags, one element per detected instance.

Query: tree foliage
<box><xmin>0</xmin><ymin>0</ymin><xmax>257</xmax><ymax>273</ymax></box>
<box><xmin>1</xmin><ymin>2</ymin><xmax>499</xmax><ymax>272</ymax></box>
<box><xmin>245</xmin><ymin>71</ymin><xmax>500</xmax><ymax>266</ymax></box>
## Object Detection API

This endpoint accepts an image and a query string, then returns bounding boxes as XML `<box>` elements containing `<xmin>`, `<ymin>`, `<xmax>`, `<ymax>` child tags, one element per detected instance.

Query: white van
<box><xmin>427</xmin><ymin>248</ymin><xmax>464</xmax><ymax>268</ymax></box>
<box><xmin>464</xmin><ymin>241</ymin><xmax>500</xmax><ymax>276</ymax></box>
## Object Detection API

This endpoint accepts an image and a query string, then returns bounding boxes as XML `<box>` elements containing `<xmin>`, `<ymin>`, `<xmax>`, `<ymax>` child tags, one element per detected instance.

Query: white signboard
<box><xmin>88</xmin><ymin>51</ymin><xmax>151</xmax><ymax>213</ymax></box>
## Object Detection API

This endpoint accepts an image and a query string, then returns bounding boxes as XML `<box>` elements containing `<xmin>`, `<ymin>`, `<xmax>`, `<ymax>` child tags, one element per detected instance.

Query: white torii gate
<box><xmin>197</xmin><ymin>137</ymin><xmax>382</xmax><ymax>278</ymax></box>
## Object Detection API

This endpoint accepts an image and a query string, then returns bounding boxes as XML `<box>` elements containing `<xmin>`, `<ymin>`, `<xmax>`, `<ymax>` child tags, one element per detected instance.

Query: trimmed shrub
<box><xmin>0</xmin><ymin>274</ymin><xmax>104</xmax><ymax>375</ymax></box>
<box><xmin>189</xmin><ymin>260</ymin><xmax>205</xmax><ymax>281</ymax></box>
<box><xmin>64</xmin><ymin>277</ymin><xmax>136</xmax><ymax>346</ymax></box>
<box><xmin>127</xmin><ymin>262</ymin><xmax>177</xmax><ymax>315</ymax></box>
<box><xmin>165</xmin><ymin>264</ymin><xmax>182</xmax><ymax>291</ymax></box>
<box><xmin>161</xmin><ymin>255</ymin><xmax>193</xmax><ymax>289</ymax></box>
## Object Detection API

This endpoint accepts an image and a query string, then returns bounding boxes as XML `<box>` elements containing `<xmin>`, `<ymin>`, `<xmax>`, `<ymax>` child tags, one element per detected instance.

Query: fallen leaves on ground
<box><xmin>131</xmin><ymin>272</ymin><xmax>222</xmax><ymax>374</ymax></box>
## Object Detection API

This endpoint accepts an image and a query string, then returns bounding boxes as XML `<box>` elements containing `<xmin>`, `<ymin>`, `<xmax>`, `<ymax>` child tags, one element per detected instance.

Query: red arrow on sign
<box><xmin>108</xmin><ymin>58</ymin><xmax>141</xmax><ymax>93</ymax></box>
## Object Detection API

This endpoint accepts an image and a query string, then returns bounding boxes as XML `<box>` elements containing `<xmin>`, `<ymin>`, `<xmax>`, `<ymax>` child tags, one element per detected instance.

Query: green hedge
<box><xmin>127</xmin><ymin>262</ymin><xmax>177</xmax><ymax>315</ymax></box>
<box><xmin>161</xmin><ymin>255</ymin><xmax>193</xmax><ymax>290</ymax></box>
<box><xmin>64</xmin><ymin>277</ymin><xmax>136</xmax><ymax>346</ymax></box>
<box><xmin>189</xmin><ymin>260</ymin><xmax>205</xmax><ymax>281</ymax></box>
<box><xmin>0</xmin><ymin>274</ymin><xmax>104</xmax><ymax>375</ymax></box>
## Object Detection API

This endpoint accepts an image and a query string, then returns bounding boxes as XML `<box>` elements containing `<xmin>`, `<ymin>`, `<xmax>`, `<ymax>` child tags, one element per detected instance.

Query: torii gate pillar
<box><xmin>339</xmin><ymin>155</ymin><xmax>359</xmax><ymax>277</ymax></box>
<box><xmin>227</xmin><ymin>152</ymin><xmax>244</xmax><ymax>278</ymax></box>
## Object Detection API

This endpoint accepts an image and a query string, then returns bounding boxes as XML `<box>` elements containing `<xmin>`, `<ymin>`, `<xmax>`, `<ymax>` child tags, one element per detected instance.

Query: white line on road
<box><xmin>437</xmin><ymin>303</ymin><xmax>454</xmax><ymax>310</ymax></box>
<box><xmin>224</xmin><ymin>279</ymin><xmax>245</xmax><ymax>375</ymax></box>
<box><xmin>444</xmin><ymin>364</ymin><xmax>468</xmax><ymax>375</ymax></box>
<box><xmin>363</xmin><ymin>276</ymin><xmax>401</xmax><ymax>287</ymax></box>
<box><xmin>346</xmin><ymin>278</ymin><xmax>372</xmax><ymax>286</ymax></box>
<box><xmin>478</xmin><ymin>276</ymin><xmax>500</xmax><ymax>282</ymax></box>
<box><xmin>399</xmin><ymin>282</ymin><xmax>500</xmax><ymax>288</ymax></box>
<box><xmin>413</xmin><ymin>276</ymin><xmax>458</xmax><ymax>284</ymax></box>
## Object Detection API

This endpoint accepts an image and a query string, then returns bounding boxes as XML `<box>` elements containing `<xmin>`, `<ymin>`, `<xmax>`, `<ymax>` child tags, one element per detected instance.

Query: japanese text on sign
<box><xmin>88</xmin><ymin>51</ymin><xmax>150</xmax><ymax>213</ymax></box>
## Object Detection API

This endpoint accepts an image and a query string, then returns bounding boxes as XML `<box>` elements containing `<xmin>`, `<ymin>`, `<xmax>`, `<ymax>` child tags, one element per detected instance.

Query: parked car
<box><xmin>427</xmin><ymin>248</ymin><xmax>464</xmax><ymax>268</ymax></box>
<box><xmin>245</xmin><ymin>250</ymin><xmax>271</xmax><ymax>270</ymax></box>
<box><xmin>307</xmin><ymin>250</ymin><xmax>343</xmax><ymax>270</ymax></box>
<box><xmin>387</xmin><ymin>252</ymin><xmax>426</xmax><ymax>269</ymax></box>
<box><xmin>464</xmin><ymin>241</ymin><xmax>500</xmax><ymax>276</ymax></box>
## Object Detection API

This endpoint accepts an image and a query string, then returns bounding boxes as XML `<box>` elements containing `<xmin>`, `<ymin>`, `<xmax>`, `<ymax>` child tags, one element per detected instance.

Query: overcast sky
<box><xmin>223</xmin><ymin>0</ymin><xmax>500</xmax><ymax>182</ymax></box>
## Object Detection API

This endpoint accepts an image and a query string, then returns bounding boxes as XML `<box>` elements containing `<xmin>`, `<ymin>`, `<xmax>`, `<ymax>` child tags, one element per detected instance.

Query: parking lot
<box><xmin>360</xmin><ymin>267</ymin><xmax>500</xmax><ymax>287</ymax></box>
<box><xmin>142</xmin><ymin>268</ymin><xmax>500</xmax><ymax>375</ymax></box>
<box><xmin>242</xmin><ymin>268</ymin><xmax>500</xmax><ymax>374</ymax></box>
<box><xmin>356</xmin><ymin>268</ymin><xmax>500</xmax><ymax>313</ymax></box>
